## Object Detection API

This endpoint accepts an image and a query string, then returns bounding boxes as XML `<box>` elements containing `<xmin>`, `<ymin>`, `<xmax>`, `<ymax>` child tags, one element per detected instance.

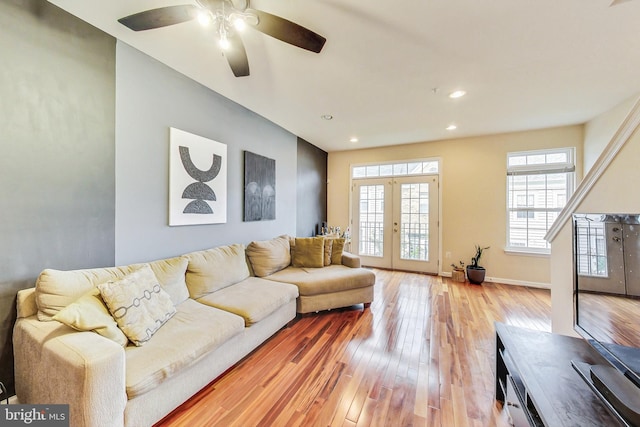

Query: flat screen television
<box><xmin>573</xmin><ymin>213</ymin><xmax>640</xmax><ymax>426</ymax></box>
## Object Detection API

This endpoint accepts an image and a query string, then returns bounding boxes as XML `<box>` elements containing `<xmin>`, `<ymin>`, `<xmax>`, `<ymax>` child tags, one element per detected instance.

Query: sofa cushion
<box><xmin>35</xmin><ymin>257</ymin><xmax>190</xmax><ymax>321</ymax></box>
<box><xmin>137</xmin><ymin>256</ymin><xmax>190</xmax><ymax>306</ymax></box>
<box><xmin>97</xmin><ymin>265</ymin><xmax>176</xmax><ymax>347</ymax></box>
<box><xmin>52</xmin><ymin>288</ymin><xmax>129</xmax><ymax>347</ymax></box>
<box><xmin>197</xmin><ymin>277</ymin><xmax>298</xmax><ymax>326</ymax></box>
<box><xmin>266</xmin><ymin>265</ymin><xmax>375</xmax><ymax>296</ymax></box>
<box><xmin>125</xmin><ymin>299</ymin><xmax>244</xmax><ymax>398</ymax></box>
<box><xmin>246</xmin><ymin>235</ymin><xmax>291</xmax><ymax>277</ymax></box>
<box><xmin>185</xmin><ymin>244</ymin><xmax>250</xmax><ymax>299</ymax></box>
<box><xmin>292</xmin><ymin>237</ymin><xmax>325</xmax><ymax>268</ymax></box>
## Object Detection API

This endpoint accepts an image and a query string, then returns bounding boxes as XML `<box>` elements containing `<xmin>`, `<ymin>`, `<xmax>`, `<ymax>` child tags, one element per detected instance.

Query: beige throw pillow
<box><xmin>246</xmin><ymin>235</ymin><xmax>291</xmax><ymax>277</ymax></box>
<box><xmin>35</xmin><ymin>265</ymin><xmax>135</xmax><ymax>321</ymax></box>
<box><xmin>330</xmin><ymin>238</ymin><xmax>346</xmax><ymax>265</ymax></box>
<box><xmin>97</xmin><ymin>265</ymin><xmax>176</xmax><ymax>346</ymax></box>
<box><xmin>53</xmin><ymin>288</ymin><xmax>129</xmax><ymax>347</ymax></box>
<box><xmin>323</xmin><ymin>238</ymin><xmax>333</xmax><ymax>266</ymax></box>
<box><xmin>292</xmin><ymin>237</ymin><xmax>325</xmax><ymax>268</ymax></box>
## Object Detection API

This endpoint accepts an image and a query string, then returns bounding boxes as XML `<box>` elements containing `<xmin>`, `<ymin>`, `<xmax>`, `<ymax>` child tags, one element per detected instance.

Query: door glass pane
<box><xmin>359</xmin><ymin>185</ymin><xmax>385</xmax><ymax>257</ymax></box>
<box><xmin>400</xmin><ymin>183</ymin><xmax>429</xmax><ymax>261</ymax></box>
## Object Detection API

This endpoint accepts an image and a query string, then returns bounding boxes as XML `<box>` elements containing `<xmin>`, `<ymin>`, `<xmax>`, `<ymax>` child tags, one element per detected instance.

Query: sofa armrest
<box><xmin>14</xmin><ymin>317</ymin><xmax>127</xmax><ymax>427</ymax></box>
<box><xmin>17</xmin><ymin>287</ymin><xmax>37</xmax><ymax>319</ymax></box>
<box><xmin>341</xmin><ymin>252</ymin><xmax>361</xmax><ymax>268</ymax></box>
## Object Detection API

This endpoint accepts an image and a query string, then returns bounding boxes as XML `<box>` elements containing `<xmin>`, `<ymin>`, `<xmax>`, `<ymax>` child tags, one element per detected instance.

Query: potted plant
<box><xmin>450</xmin><ymin>261</ymin><xmax>466</xmax><ymax>282</ymax></box>
<box><xmin>466</xmin><ymin>245</ymin><xmax>490</xmax><ymax>285</ymax></box>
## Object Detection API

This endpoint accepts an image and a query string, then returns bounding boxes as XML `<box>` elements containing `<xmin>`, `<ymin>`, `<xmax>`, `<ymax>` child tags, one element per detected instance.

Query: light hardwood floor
<box><xmin>155</xmin><ymin>269</ymin><xmax>552</xmax><ymax>427</ymax></box>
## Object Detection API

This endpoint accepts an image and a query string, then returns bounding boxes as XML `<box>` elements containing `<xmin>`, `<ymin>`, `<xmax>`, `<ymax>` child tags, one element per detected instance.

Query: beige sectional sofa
<box><xmin>246</xmin><ymin>235</ymin><xmax>375</xmax><ymax>313</ymax></box>
<box><xmin>13</xmin><ymin>236</ymin><xmax>374</xmax><ymax>427</ymax></box>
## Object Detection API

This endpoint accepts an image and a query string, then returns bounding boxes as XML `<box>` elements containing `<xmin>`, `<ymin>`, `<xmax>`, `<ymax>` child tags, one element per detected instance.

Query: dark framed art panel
<box><xmin>244</xmin><ymin>151</ymin><xmax>276</xmax><ymax>221</ymax></box>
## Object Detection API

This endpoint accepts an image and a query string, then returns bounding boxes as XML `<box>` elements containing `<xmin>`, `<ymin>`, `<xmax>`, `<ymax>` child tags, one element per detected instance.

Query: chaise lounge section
<box><xmin>245</xmin><ymin>235</ymin><xmax>376</xmax><ymax>314</ymax></box>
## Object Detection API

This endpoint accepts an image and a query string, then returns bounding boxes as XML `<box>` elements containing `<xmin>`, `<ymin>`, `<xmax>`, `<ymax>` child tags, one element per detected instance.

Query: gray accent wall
<box><xmin>296</xmin><ymin>138</ymin><xmax>327</xmax><ymax>237</ymax></box>
<box><xmin>0</xmin><ymin>0</ymin><xmax>116</xmax><ymax>395</ymax></box>
<box><xmin>0</xmin><ymin>3</ymin><xmax>326</xmax><ymax>397</ymax></box>
<box><xmin>115</xmin><ymin>42</ymin><xmax>298</xmax><ymax>264</ymax></box>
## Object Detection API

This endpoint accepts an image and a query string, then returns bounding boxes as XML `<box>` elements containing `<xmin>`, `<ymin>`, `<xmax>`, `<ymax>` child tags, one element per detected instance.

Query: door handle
<box><xmin>613</xmin><ymin>236</ymin><xmax>621</xmax><ymax>242</ymax></box>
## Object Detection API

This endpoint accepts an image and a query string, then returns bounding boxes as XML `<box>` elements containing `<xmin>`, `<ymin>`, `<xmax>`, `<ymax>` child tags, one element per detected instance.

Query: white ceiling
<box><xmin>48</xmin><ymin>0</ymin><xmax>640</xmax><ymax>152</ymax></box>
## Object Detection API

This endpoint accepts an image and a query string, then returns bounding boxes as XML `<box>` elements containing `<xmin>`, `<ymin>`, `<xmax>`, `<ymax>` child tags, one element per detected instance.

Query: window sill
<box><xmin>504</xmin><ymin>247</ymin><xmax>550</xmax><ymax>257</ymax></box>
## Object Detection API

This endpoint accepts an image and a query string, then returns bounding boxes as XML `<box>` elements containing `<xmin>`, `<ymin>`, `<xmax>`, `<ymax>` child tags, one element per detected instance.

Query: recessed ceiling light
<box><xmin>446</xmin><ymin>124</ymin><xmax>457</xmax><ymax>131</ymax></box>
<box><xmin>321</xmin><ymin>114</ymin><xmax>333</xmax><ymax>120</ymax></box>
<box><xmin>350</xmin><ymin>137</ymin><xmax>359</xmax><ymax>143</ymax></box>
<box><xmin>449</xmin><ymin>90</ymin><xmax>466</xmax><ymax>99</ymax></box>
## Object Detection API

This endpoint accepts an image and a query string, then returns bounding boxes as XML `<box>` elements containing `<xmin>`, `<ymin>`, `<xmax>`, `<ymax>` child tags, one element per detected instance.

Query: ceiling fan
<box><xmin>118</xmin><ymin>0</ymin><xmax>326</xmax><ymax>77</ymax></box>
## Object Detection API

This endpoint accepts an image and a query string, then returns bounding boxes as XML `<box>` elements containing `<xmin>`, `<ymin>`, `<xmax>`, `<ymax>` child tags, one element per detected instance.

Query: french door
<box><xmin>352</xmin><ymin>175</ymin><xmax>439</xmax><ymax>273</ymax></box>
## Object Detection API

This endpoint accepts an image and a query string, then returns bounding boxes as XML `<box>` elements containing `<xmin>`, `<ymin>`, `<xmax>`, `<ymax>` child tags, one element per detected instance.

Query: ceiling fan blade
<box><xmin>248</xmin><ymin>9</ymin><xmax>326</xmax><ymax>53</ymax></box>
<box><xmin>225</xmin><ymin>33</ymin><xmax>250</xmax><ymax>77</ymax></box>
<box><xmin>118</xmin><ymin>5</ymin><xmax>198</xmax><ymax>31</ymax></box>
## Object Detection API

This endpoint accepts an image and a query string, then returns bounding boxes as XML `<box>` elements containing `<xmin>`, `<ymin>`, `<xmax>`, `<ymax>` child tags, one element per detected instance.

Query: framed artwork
<box><xmin>169</xmin><ymin>127</ymin><xmax>227</xmax><ymax>226</ymax></box>
<box><xmin>244</xmin><ymin>151</ymin><xmax>276</xmax><ymax>221</ymax></box>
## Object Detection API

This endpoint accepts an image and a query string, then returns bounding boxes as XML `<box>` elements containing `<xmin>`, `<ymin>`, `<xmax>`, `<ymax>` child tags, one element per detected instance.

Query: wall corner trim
<box><xmin>545</xmin><ymin>94</ymin><xmax>640</xmax><ymax>243</ymax></box>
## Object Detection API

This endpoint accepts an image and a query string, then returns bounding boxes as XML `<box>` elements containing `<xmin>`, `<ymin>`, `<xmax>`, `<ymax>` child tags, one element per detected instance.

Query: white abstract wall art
<box><xmin>169</xmin><ymin>127</ymin><xmax>227</xmax><ymax>226</ymax></box>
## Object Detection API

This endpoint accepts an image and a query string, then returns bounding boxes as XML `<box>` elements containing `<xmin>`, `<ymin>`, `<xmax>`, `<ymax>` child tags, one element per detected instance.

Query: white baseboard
<box><xmin>440</xmin><ymin>272</ymin><xmax>551</xmax><ymax>289</ymax></box>
<box><xmin>484</xmin><ymin>276</ymin><xmax>550</xmax><ymax>289</ymax></box>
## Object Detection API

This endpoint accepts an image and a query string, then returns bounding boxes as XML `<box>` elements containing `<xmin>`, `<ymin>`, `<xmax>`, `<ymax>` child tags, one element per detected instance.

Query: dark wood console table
<box><xmin>495</xmin><ymin>322</ymin><xmax>621</xmax><ymax>426</ymax></box>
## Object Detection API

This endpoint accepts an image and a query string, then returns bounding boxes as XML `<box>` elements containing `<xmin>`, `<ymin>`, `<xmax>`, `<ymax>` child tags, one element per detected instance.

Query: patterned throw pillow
<box><xmin>97</xmin><ymin>264</ymin><xmax>176</xmax><ymax>346</ymax></box>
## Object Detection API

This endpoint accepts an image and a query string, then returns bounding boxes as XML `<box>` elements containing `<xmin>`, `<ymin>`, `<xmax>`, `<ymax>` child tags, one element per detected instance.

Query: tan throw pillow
<box><xmin>246</xmin><ymin>235</ymin><xmax>291</xmax><ymax>277</ymax></box>
<box><xmin>330</xmin><ymin>238</ymin><xmax>346</xmax><ymax>265</ymax></box>
<box><xmin>97</xmin><ymin>265</ymin><xmax>176</xmax><ymax>346</ymax></box>
<box><xmin>323</xmin><ymin>238</ymin><xmax>333</xmax><ymax>266</ymax></box>
<box><xmin>53</xmin><ymin>288</ymin><xmax>129</xmax><ymax>347</ymax></box>
<box><xmin>292</xmin><ymin>237</ymin><xmax>325</xmax><ymax>268</ymax></box>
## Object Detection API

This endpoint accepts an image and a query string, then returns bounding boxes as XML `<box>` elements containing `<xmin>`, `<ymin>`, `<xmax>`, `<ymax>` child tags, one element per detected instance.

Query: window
<box><xmin>352</xmin><ymin>160</ymin><xmax>438</xmax><ymax>179</ymax></box>
<box><xmin>575</xmin><ymin>216</ymin><xmax>608</xmax><ymax>277</ymax></box>
<box><xmin>506</xmin><ymin>148</ymin><xmax>575</xmax><ymax>252</ymax></box>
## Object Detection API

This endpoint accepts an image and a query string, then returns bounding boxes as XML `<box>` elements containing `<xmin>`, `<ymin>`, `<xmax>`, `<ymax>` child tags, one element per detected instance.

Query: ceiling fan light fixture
<box><xmin>232</xmin><ymin>16</ymin><xmax>247</xmax><ymax>31</ymax></box>
<box><xmin>197</xmin><ymin>10</ymin><xmax>214</xmax><ymax>26</ymax></box>
<box><xmin>219</xmin><ymin>34</ymin><xmax>231</xmax><ymax>50</ymax></box>
<box><xmin>229</xmin><ymin>11</ymin><xmax>258</xmax><ymax>31</ymax></box>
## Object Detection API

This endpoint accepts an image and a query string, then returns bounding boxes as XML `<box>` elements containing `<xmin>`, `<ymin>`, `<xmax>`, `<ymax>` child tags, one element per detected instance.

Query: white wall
<box><xmin>328</xmin><ymin>125</ymin><xmax>583</xmax><ymax>286</ymax></box>
<box><xmin>583</xmin><ymin>94</ymin><xmax>640</xmax><ymax>173</ymax></box>
<box><xmin>550</xmin><ymin>97</ymin><xmax>640</xmax><ymax>335</ymax></box>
